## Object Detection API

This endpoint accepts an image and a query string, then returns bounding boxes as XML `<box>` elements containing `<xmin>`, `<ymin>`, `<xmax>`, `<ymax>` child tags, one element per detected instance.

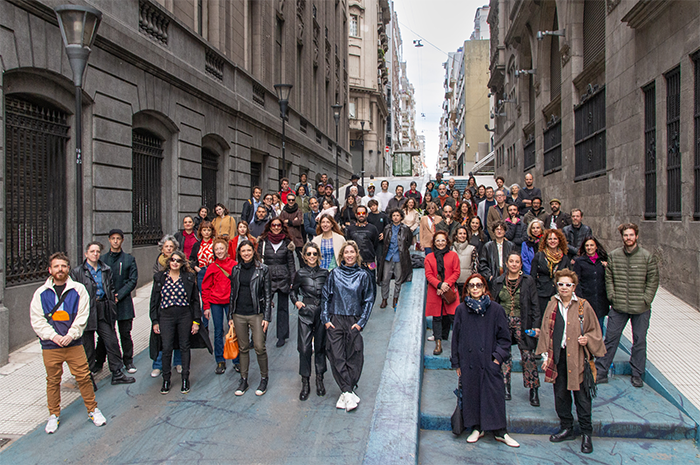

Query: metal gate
<box><xmin>132</xmin><ymin>129</ymin><xmax>164</xmax><ymax>245</ymax></box>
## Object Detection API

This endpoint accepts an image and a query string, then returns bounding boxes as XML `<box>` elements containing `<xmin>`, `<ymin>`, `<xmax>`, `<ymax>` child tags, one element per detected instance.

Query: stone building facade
<box><xmin>487</xmin><ymin>0</ymin><xmax>700</xmax><ymax>307</ymax></box>
<box><xmin>0</xmin><ymin>0</ymin><xmax>352</xmax><ymax>363</ymax></box>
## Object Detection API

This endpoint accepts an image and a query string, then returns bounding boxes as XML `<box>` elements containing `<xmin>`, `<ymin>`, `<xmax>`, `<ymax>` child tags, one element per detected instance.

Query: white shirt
<box><xmin>554</xmin><ymin>293</ymin><xmax>579</xmax><ymax>349</ymax></box>
<box><xmin>375</xmin><ymin>191</ymin><xmax>394</xmax><ymax>211</ymax></box>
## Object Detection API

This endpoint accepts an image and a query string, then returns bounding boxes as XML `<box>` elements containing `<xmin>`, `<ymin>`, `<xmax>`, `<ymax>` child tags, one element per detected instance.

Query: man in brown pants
<box><xmin>30</xmin><ymin>252</ymin><xmax>107</xmax><ymax>434</ymax></box>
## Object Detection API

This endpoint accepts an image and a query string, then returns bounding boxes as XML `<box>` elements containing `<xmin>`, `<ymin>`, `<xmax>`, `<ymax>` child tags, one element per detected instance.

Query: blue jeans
<box><xmin>197</xmin><ymin>267</ymin><xmax>209</xmax><ymax>328</ymax></box>
<box><xmin>152</xmin><ymin>350</ymin><xmax>182</xmax><ymax>370</ymax></box>
<box><xmin>210</xmin><ymin>303</ymin><xmax>229</xmax><ymax>363</ymax></box>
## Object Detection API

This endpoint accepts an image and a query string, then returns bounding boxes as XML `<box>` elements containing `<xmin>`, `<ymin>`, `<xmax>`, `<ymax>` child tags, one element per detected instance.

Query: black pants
<box><xmin>432</xmin><ymin>314</ymin><xmax>454</xmax><ymax>341</ymax></box>
<box><xmin>595</xmin><ymin>308</ymin><xmax>651</xmax><ymax>378</ymax></box>
<box><xmin>83</xmin><ymin>300</ymin><xmax>123</xmax><ymax>373</ymax></box>
<box><xmin>326</xmin><ymin>315</ymin><xmax>363</xmax><ymax>393</ymax></box>
<box><xmin>96</xmin><ymin>319</ymin><xmax>134</xmax><ymax>366</ymax></box>
<box><xmin>274</xmin><ymin>291</ymin><xmax>290</xmax><ymax>341</ymax></box>
<box><xmin>160</xmin><ymin>306</ymin><xmax>192</xmax><ymax>381</ymax></box>
<box><xmin>554</xmin><ymin>353</ymin><xmax>592</xmax><ymax>434</ymax></box>
<box><xmin>298</xmin><ymin>304</ymin><xmax>327</xmax><ymax>378</ymax></box>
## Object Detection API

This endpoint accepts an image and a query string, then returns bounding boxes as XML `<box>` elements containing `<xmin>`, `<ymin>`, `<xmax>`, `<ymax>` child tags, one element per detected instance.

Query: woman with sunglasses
<box><xmin>291</xmin><ymin>242</ymin><xmax>329</xmax><ymax>400</ymax></box>
<box><xmin>452</xmin><ymin>273</ymin><xmax>518</xmax><ymax>447</ymax></box>
<box><xmin>150</xmin><ymin>251</ymin><xmax>212</xmax><ymax>394</ymax></box>
<box><xmin>424</xmin><ymin>230</ymin><xmax>460</xmax><ymax>354</ymax></box>
<box><xmin>536</xmin><ymin>269</ymin><xmax>605</xmax><ymax>454</ymax></box>
<box><xmin>258</xmin><ymin>218</ymin><xmax>296</xmax><ymax>347</ymax></box>
<box><xmin>531</xmin><ymin>229</ymin><xmax>572</xmax><ymax>315</ymax></box>
<box><xmin>492</xmin><ymin>252</ymin><xmax>541</xmax><ymax>406</ymax></box>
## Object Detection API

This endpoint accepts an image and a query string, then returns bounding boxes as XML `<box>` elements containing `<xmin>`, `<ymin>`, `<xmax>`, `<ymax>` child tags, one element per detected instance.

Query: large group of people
<box><xmin>29</xmin><ymin>171</ymin><xmax>659</xmax><ymax>458</ymax></box>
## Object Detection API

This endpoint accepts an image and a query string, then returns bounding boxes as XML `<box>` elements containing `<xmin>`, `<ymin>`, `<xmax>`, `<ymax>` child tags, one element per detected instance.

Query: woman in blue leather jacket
<box><xmin>321</xmin><ymin>240</ymin><xmax>376</xmax><ymax>412</ymax></box>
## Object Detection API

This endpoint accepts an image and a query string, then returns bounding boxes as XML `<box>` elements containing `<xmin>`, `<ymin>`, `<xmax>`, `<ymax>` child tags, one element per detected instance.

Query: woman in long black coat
<box><xmin>451</xmin><ymin>273</ymin><xmax>520</xmax><ymax>448</ymax></box>
<box><xmin>573</xmin><ymin>237</ymin><xmax>610</xmax><ymax>332</ymax></box>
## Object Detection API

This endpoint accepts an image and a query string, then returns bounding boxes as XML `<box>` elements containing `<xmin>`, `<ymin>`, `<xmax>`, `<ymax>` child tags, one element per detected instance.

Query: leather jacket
<box><xmin>478</xmin><ymin>240</ymin><xmax>515</xmax><ymax>287</ymax></box>
<box><xmin>70</xmin><ymin>260</ymin><xmax>117</xmax><ymax>331</ymax></box>
<box><xmin>321</xmin><ymin>264</ymin><xmax>376</xmax><ymax>329</ymax></box>
<box><xmin>291</xmin><ymin>265</ymin><xmax>329</xmax><ymax>310</ymax></box>
<box><xmin>228</xmin><ymin>262</ymin><xmax>272</xmax><ymax>322</ymax></box>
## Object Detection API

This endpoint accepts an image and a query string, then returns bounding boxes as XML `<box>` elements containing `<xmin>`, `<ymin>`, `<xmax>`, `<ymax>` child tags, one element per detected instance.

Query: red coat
<box><xmin>425</xmin><ymin>250</ymin><xmax>461</xmax><ymax>317</ymax></box>
<box><xmin>201</xmin><ymin>256</ymin><xmax>237</xmax><ymax>310</ymax></box>
<box><xmin>228</xmin><ymin>235</ymin><xmax>257</xmax><ymax>260</ymax></box>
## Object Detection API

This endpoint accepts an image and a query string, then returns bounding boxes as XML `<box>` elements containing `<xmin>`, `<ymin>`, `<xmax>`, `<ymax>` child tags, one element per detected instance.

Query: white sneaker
<box><xmin>45</xmin><ymin>415</ymin><xmax>59</xmax><ymax>434</ymax></box>
<box><xmin>349</xmin><ymin>392</ymin><xmax>361</xmax><ymax>404</ymax></box>
<box><xmin>176</xmin><ymin>365</ymin><xmax>183</xmax><ymax>374</ymax></box>
<box><xmin>427</xmin><ymin>335</ymin><xmax>435</xmax><ymax>341</ymax></box>
<box><xmin>495</xmin><ymin>433</ymin><xmax>520</xmax><ymax>448</ymax></box>
<box><xmin>344</xmin><ymin>392</ymin><xmax>358</xmax><ymax>412</ymax></box>
<box><xmin>466</xmin><ymin>430</ymin><xmax>484</xmax><ymax>443</ymax></box>
<box><xmin>335</xmin><ymin>393</ymin><xmax>347</xmax><ymax>409</ymax></box>
<box><xmin>88</xmin><ymin>408</ymin><xmax>107</xmax><ymax>427</ymax></box>
<box><xmin>151</xmin><ymin>369</ymin><xmax>161</xmax><ymax>378</ymax></box>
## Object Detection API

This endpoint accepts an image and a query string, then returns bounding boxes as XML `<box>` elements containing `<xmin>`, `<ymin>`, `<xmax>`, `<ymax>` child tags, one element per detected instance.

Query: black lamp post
<box><xmin>55</xmin><ymin>4</ymin><xmax>102</xmax><ymax>261</ymax></box>
<box><xmin>331</xmin><ymin>103</ymin><xmax>343</xmax><ymax>198</ymax></box>
<box><xmin>274</xmin><ymin>83</ymin><xmax>293</xmax><ymax>179</ymax></box>
<box><xmin>360</xmin><ymin>121</ymin><xmax>365</xmax><ymax>189</ymax></box>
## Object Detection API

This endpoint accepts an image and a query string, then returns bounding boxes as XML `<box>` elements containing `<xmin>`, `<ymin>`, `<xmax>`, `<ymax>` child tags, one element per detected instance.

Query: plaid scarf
<box><xmin>542</xmin><ymin>305</ymin><xmax>559</xmax><ymax>383</ymax></box>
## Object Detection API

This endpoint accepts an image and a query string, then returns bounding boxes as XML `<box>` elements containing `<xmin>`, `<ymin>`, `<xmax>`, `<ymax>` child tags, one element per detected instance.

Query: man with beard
<box><xmin>249</xmin><ymin>205</ymin><xmax>270</xmax><ymax>238</ymax></box>
<box><xmin>345</xmin><ymin>205</ymin><xmax>380</xmax><ymax>283</ymax></box>
<box><xmin>386</xmin><ymin>185</ymin><xmax>407</xmax><ymax>212</ymax></box>
<box><xmin>516</xmin><ymin>173</ymin><xmax>542</xmax><ymax>216</ymax></box>
<box><xmin>544</xmin><ymin>199</ymin><xmax>572</xmax><ymax>230</ymax></box>
<box><xmin>361</xmin><ymin>183</ymin><xmax>377</xmax><ymax>206</ymax></box>
<box><xmin>562</xmin><ymin>209</ymin><xmax>592</xmax><ymax>259</ymax></box>
<box><xmin>344</xmin><ymin>174</ymin><xmax>366</xmax><ymax>198</ymax></box>
<box><xmin>523</xmin><ymin>197</ymin><xmax>547</xmax><ymax>226</ymax></box>
<box><xmin>241</xmin><ymin>186</ymin><xmax>263</xmax><ymax>224</ymax></box>
<box><xmin>375</xmin><ymin>180</ymin><xmax>394</xmax><ymax>212</ymax></box>
<box><xmin>304</xmin><ymin>197</ymin><xmax>321</xmax><ymax>238</ymax></box>
<box><xmin>280</xmin><ymin>193</ymin><xmax>305</xmax><ymax>263</ymax></box>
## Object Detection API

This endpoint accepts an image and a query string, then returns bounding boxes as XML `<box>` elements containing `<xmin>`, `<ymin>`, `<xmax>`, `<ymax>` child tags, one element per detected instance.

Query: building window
<box><xmin>251</xmin><ymin>161</ymin><xmax>262</xmax><ymax>192</ymax></box>
<box><xmin>583</xmin><ymin>0</ymin><xmax>606</xmax><ymax>68</ymax></box>
<box><xmin>275</xmin><ymin>18</ymin><xmax>283</xmax><ymax>84</ymax></box>
<box><xmin>694</xmin><ymin>54</ymin><xmax>700</xmax><ymax>219</ymax></box>
<box><xmin>523</xmin><ymin>135</ymin><xmax>535</xmax><ymax>171</ymax></box>
<box><xmin>5</xmin><ymin>96</ymin><xmax>69</xmax><ymax>285</ymax></box>
<box><xmin>644</xmin><ymin>83</ymin><xmax>657</xmax><ymax>219</ymax></box>
<box><xmin>574</xmin><ymin>86</ymin><xmax>606</xmax><ymax>181</ymax></box>
<box><xmin>509</xmin><ymin>144</ymin><xmax>517</xmax><ymax>169</ymax></box>
<box><xmin>665</xmin><ymin>66</ymin><xmax>681</xmax><ymax>220</ymax></box>
<box><xmin>132</xmin><ymin>129</ymin><xmax>164</xmax><ymax>245</ymax></box>
<box><xmin>543</xmin><ymin>117</ymin><xmax>562</xmax><ymax>175</ymax></box>
<box><xmin>348</xmin><ymin>100</ymin><xmax>356</xmax><ymax>119</ymax></box>
<box><xmin>349</xmin><ymin>14</ymin><xmax>359</xmax><ymax>37</ymax></box>
<box><xmin>201</xmin><ymin>148</ymin><xmax>218</xmax><ymax>211</ymax></box>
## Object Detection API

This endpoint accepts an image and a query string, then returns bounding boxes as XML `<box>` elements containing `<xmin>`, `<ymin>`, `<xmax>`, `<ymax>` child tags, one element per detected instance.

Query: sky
<box><xmin>392</xmin><ymin>0</ymin><xmax>489</xmax><ymax>175</ymax></box>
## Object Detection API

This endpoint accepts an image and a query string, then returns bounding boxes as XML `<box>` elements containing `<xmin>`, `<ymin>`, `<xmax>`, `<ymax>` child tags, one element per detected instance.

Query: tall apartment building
<box><xmin>0</xmin><ymin>0</ymin><xmax>351</xmax><ymax>362</ymax></box>
<box><xmin>487</xmin><ymin>0</ymin><xmax>700</xmax><ymax>307</ymax></box>
<box><xmin>470</xmin><ymin>5</ymin><xmax>491</xmax><ymax>41</ymax></box>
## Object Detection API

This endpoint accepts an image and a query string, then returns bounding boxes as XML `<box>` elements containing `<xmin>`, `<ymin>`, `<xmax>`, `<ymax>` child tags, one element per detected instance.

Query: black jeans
<box><xmin>159</xmin><ymin>306</ymin><xmax>192</xmax><ymax>381</ymax></box>
<box><xmin>274</xmin><ymin>291</ymin><xmax>290</xmax><ymax>341</ymax></box>
<box><xmin>96</xmin><ymin>319</ymin><xmax>134</xmax><ymax>366</ymax></box>
<box><xmin>326</xmin><ymin>314</ymin><xmax>364</xmax><ymax>393</ymax></box>
<box><xmin>83</xmin><ymin>300</ymin><xmax>123</xmax><ymax>373</ymax></box>
<box><xmin>554</xmin><ymin>353</ymin><xmax>592</xmax><ymax>434</ymax></box>
<box><xmin>297</xmin><ymin>304</ymin><xmax>327</xmax><ymax>378</ymax></box>
<box><xmin>595</xmin><ymin>308</ymin><xmax>651</xmax><ymax>378</ymax></box>
<box><xmin>432</xmin><ymin>314</ymin><xmax>454</xmax><ymax>341</ymax></box>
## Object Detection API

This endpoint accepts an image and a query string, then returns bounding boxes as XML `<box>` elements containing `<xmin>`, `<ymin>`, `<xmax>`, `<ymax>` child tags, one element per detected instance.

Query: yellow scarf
<box><xmin>544</xmin><ymin>247</ymin><xmax>563</xmax><ymax>277</ymax></box>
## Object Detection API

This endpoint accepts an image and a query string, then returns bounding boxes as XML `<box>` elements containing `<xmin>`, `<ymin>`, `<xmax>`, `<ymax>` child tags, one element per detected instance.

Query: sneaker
<box><xmin>151</xmin><ymin>369</ymin><xmax>161</xmax><ymax>378</ymax></box>
<box><xmin>348</xmin><ymin>391</ymin><xmax>360</xmax><ymax>404</ymax></box>
<box><xmin>45</xmin><ymin>415</ymin><xmax>59</xmax><ymax>434</ymax></box>
<box><xmin>160</xmin><ymin>380</ymin><xmax>171</xmax><ymax>394</ymax></box>
<box><xmin>495</xmin><ymin>433</ymin><xmax>520</xmax><ymax>448</ymax></box>
<box><xmin>215</xmin><ymin>362</ymin><xmax>226</xmax><ymax>375</ymax></box>
<box><xmin>181</xmin><ymin>379</ymin><xmax>190</xmax><ymax>394</ymax></box>
<box><xmin>125</xmin><ymin>363</ymin><xmax>137</xmax><ymax>374</ymax></box>
<box><xmin>175</xmin><ymin>365</ymin><xmax>183</xmax><ymax>374</ymax></box>
<box><xmin>427</xmin><ymin>335</ymin><xmax>435</xmax><ymax>341</ymax></box>
<box><xmin>255</xmin><ymin>378</ymin><xmax>268</xmax><ymax>396</ymax></box>
<box><xmin>466</xmin><ymin>430</ymin><xmax>484</xmax><ymax>443</ymax></box>
<box><xmin>235</xmin><ymin>378</ymin><xmax>249</xmax><ymax>396</ymax></box>
<box><xmin>336</xmin><ymin>393</ymin><xmax>347</xmax><ymax>409</ymax></box>
<box><xmin>233</xmin><ymin>363</ymin><xmax>241</xmax><ymax>373</ymax></box>
<box><xmin>88</xmin><ymin>408</ymin><xmax>107</xmax><ymax>427</ymax></box>
<box><xmin>344</xmin><ymin>392</ymin><xmax>358</xmax><ymax>412</ymax></box>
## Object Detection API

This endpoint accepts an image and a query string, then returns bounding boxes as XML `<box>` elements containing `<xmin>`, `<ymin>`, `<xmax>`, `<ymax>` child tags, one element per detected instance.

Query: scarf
<box><xmin>542</xmin><ymin>304</ymin><xmax>559</xmax><ymax>383</ymax></box>
<box><xmin>504</xmin><ymin>273</ymin><xmax>523</xmax><ymax>316</ymax></box>
<box><xmin>465</xmin><ymin>295</ymin><xmax>491</xmax><ymax>316</ymax></box>
<box><xmin>283</xmin><ymin>202</ymin><xmax>299</xmax><ymax>214</ymax></box>
<box><xmin>433</xmin><ymin>245</ymin><xmax>449</xmax><ymax>281</ymax></box>
<box><xmin>544</xmin><ymin>247</ymin><xmax>564</xmax><ymax>277</ymax></box>
<box><xmin>267</xmin><ymin>231</ymin><xmax>286</xmax><ymax>245</ymax></box>
<box><xmin>157</xmin><ymin>253</ymin><xmax>169</xmax><ymax>270</ymax></box>
<box><xmin>588</xmin><ymin>252</ymin><xmax>599</xmax><ymax>264</ymax></box>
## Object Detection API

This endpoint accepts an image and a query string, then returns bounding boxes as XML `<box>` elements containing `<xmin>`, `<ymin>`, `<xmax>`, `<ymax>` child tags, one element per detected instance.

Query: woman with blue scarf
<box><xmin>451</xmin><ymin>273</ymin><xmax>520</xmax><ymax>448</ymax></box>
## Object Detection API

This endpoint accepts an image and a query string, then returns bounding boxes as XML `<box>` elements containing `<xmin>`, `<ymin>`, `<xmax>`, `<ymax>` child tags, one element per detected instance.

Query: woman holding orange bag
<box><xmin>201</xmin><ymin>238</ymin><xmax>237</xmax><ymax>375</ymax></box>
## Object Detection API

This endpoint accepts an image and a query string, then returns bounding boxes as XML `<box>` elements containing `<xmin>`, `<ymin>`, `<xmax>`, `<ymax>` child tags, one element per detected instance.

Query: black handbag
<box><xmin>451</xmin><ymin>381</ymin><xmax>465</xmax><ymax>435</ymax></box>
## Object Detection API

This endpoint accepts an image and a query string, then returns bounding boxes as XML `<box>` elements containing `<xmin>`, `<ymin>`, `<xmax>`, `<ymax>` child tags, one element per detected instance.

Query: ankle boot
<box><xmin>300</xmin><ymin>377</ymin><xmax>311</xmax><ymax>401</ymax></box>
<box><xmin>316</xmin><ymin>374</ymin><xmax>326</xmax><ymax>397</ymax></box>
<box><xmin>529</xmin><ymin>388</ymin><xmax>540</xmax><ymax>407</ymax></box>
<box><xmin>433</xmin><ymin>340</ymin><xmax>443</xmax><ymax>355</ymax></box>
<box><xmin>505</xmin><ymin>381</ymin><xmax>512</xmax><ymax>401</ymax></box>
<box><xmin>380</xmin><ymin>299</ymin><xmax>388</xmax><ymax>308</ymax></box>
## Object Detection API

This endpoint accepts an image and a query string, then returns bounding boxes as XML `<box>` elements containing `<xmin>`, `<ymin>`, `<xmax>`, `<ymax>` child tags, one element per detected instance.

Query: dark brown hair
<box><xmin>463</xmin><ymin>273</ymin><xmax>492</xmax><ymax>298</ymax></box>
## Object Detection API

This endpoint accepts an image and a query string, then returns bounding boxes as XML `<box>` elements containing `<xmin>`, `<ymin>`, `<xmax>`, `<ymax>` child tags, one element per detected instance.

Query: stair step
<box><xmin>420</xmin><ymin>369</ymin><xmax>696</xmax><ymax>440</ymax></box>
<box><xmin>418</xmin><ymin>429</ymin><xmax>700</xmax><ymax>464</ymax></box>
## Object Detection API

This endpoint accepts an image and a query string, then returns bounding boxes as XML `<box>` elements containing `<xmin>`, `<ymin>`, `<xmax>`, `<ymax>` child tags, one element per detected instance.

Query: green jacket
<box><xmin>605</xmin><ymin>245</ymin><xmax>659</xmax><ymax>314</ymax></box>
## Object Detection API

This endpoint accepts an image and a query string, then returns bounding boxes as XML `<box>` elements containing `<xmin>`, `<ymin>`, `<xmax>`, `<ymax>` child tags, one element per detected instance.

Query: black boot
<box><xmin>581</xmin><ymin>434</ymin><xmax>593</xmax><ymax>453</ymax></box>
<box><xmin>181</xmin><ymin>378</ymin><xmax>190</xmax><ymax>394</ymax></box>
<box><xmin>300</xmin><ymin>377</ymin><xmax>311</xmax><ymax>401</ymax></box>
<box><xmin>549</xmin><ymin>428</ymin><xmax>576</xmax><ymax>443</ymax></box>
<box><xmin>316</xmin><ymin>375</ymin><xmax>326</xmax><ymax>397</ymax></box>
<box><xmin>160</xmin><ymin>379</ymin><xmax>171</xmax><ymax>395</ymax></box>
<box><xmin>111</xmin><ymin>370</ymin><xmax>136</xmax><ymax>385</ymax></box>
<box><xmin>505</xmin><ymin>381</ymin><xmax>511</xmax><ymax>401</ymax></box>
<box><xmin>215</xmin><ymin>361</ymin><xmax>226</xmax><ymax>375</ymax></box>
<box><xmin>529</xmin><ymin>388</ymin><xmax>540</xmax><ymax>407</ymax></box>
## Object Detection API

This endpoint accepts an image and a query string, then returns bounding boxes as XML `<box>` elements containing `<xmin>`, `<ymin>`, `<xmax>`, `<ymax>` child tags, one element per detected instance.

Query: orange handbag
<box><xmin>223</xmin><ymin>325</ymin><xmax>239</xmax><ymax>360</ymax></box>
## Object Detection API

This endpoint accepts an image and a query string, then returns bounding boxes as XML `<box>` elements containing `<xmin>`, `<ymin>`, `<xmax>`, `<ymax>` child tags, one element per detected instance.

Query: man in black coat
<box><xmin>98</xmin><ymin>229</ymin><xmax>139</xmax><ymax>373</ymax></box>
<box><xmin>544</xmin><ymin>199</ymin><xmax>572</xmax><ymax>230</ymax></box>
<box><xmin>562</xmin><ymin>209</ymin><xmax>592</xmax><ymax>259</ymax></box>
<box><xmin>344</xmin><ymin>174</ymin><xmax>366</xmax><ymax>198</ymax></box>
<box><xmin>241</xmin><ymin>186</ymin><xmax>263</xmax><ymax>224</ymax></box>
<box><xmin>70</xmin><ymin>241</ymin><xmax>135</xmax><ymax>386</ymax></box>
<box><xmin>345</xmin><ymin>205</ymin><xmax>380</xmax><ymax>282</ymax></box>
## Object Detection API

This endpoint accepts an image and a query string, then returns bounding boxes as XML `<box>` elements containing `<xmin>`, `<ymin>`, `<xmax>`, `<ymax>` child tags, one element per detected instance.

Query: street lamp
<box><xmin>55</xmin><ymin>4</ymin><xmax>102</xmax><ymax>261</ymax></box>
<box><xmin>331</xmin><ymin>103</ymin><xmax>343</xmax><ymax>198</ymax></box>
<box><xmin>360</xmin><ymin>121</ymin><xmax>365</xmax><ymax>189</ymax></box>
<box><xmin>274</xmin><ymin>83</ymin><xmax>293</xmax><ymax>179</ymax></box>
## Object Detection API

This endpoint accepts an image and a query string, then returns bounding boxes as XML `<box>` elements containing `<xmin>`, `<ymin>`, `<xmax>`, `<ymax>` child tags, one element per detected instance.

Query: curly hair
<box><xmin>158</xmin><ymin>234</ymin><xmax>179</xmax><ymax>252</ymax></box>
<box><xmin>538</xmin><ymin>228</ymin><xmax>568</xmax><ymax>255</ymax></box>
<box><xmin>168</xmin><ymin>250</ymin><xmax>194</xmax><ymax>274</ymax></box>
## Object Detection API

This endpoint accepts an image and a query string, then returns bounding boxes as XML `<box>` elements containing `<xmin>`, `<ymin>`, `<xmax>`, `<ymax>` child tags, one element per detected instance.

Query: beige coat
<box><xmin>419</xmin><ymin>214</ymin><xmax>442</xmax><ymax>248</ymax></box>
<box><xmin>212</xmin><ymin>215</ymin><xmax>236</xmax><ymax>239</ymax></box>
<box><xmin>403</xmin><ymin>209</ymin><xmax>421</xmax><ymax>232</ymax></box>
<box><xmin>536</xmin><ymin>296</ymin><xmax>606</xmax><ymax>391</ymax></box>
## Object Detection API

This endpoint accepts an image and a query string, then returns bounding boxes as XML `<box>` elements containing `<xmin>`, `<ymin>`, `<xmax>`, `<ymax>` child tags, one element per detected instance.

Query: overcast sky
<box><xmin>393</xmin><ymin>0</ymin><xmax>489</xmax><ymax>175</ymax></box>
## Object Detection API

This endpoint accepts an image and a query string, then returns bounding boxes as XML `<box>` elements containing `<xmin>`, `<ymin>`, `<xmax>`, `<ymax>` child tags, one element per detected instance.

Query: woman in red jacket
<box><xmin>425</xmin><ymin>230</ymin><xmax>461</xmax><ymax>355</ymax></box>
<box><xmin>201</xmin><ymin>238</ymin><xmax>237</xmax><ymax>374</ymax></box>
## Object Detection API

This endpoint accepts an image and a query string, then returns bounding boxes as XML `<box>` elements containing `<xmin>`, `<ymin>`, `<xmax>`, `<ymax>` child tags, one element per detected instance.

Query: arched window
<box><xmin>132</xmin><ymin>128</ymin><xmax>164</xmax><ymax>245</ymax></box>
<box><xmin>5</xmin><ymin>96</ymin><xmax>69</xmax><ymax>284</ymax></box>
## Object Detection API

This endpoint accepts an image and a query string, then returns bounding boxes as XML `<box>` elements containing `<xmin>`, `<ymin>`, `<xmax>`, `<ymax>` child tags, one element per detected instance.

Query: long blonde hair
<box><xmin>338</xmin><ymin>240</ymin><xmax>363</xmax><ymax>267</ymax></box>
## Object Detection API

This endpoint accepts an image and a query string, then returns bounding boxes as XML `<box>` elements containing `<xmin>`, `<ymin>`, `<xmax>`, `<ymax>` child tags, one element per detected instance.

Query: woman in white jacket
<box><xmin>451</xmin><ymin>225</ymin><xmax>477</xmax><ymax>299</ymax></box>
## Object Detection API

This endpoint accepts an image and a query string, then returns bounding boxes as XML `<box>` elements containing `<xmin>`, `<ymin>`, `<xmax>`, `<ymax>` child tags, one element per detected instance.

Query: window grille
<box><xmin>201</xmin><ymin>148</ymin><xmax>218</xmax><ymax>211</ymax></box>
<box><xmin>5</xmin><ymin>96</ymin><xmax>68</xmax><ymax>285</ymax></box>
<box><xmin>543</xmin><ymin>118</ymin><xmax>562</xmax><ymax>175</ymax></box>
<box><xmin>251</xmin><ymin>162</ymin><xmax>262</xmax><ymax>192</ymax></box>
<box><xmin>583</xmin><ymin>0</ymin><xmax>606</xmax><ymax>68</ymax></box>
<box><xmin>574</xmin><ymin>86</ymin><xmax>606</xmax><ymax>181</ymax></box>
<box><xmin>693</xmin><ymin>55</ymin><xmax>700</xmax><ymax>219</ymax></box>
<box><xmin>132</xmin><ymin>129</ymin><xmax>164</xmax><ymax>245</ymax></box>
<box><xmin>644</xmin><ymin>83</ymin><xmax>657</xmax><ymax>219</ymax></box>
<box><xmin>523</xmin><ymin>135</ymin><xmax>536</xmax><ymax>171</ymax></box>
<box><xmin>666</xmin><ymin>66</ymin><xmax>681</xmax><ymax>220</ymax></box>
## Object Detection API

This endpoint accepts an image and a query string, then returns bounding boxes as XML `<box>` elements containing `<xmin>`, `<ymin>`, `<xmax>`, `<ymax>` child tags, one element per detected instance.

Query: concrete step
<box><xmin>418</xmin><ymin>429</ymin><xmax>700</xmax><ymax>465</ymax></box>
<box><xmin>420</xmin><ymin>369</ymin><xmax>696</xmax><ymax>440</ymax></box>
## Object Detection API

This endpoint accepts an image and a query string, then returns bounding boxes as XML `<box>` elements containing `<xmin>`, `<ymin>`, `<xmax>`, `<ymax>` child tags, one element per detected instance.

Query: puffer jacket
<box><xmin>228</xmin><ymin>262</ymin><xmax>272</xmax><ymax>322</ymax></box>
<box><xmin>452</xmin><ymin>240</ymin><xmax>477</xmax><ymax>284</ymax></box>
<box><xmin>290</xmin><ymin>265</ymin><xmax>329</xmax><ymax>310</ymax></box>
<box><xmin>321</xmin><ymin>263</ymin><xmax>376</xmax><ymax>329</ymax></box>
<box><xmin>258</xmin><ymin>237</ymin><xmax>296</xmax><ymax>293</ymax></box>
<box><xmin>505</xmin><ymin>217</ymin><xmax>527</xmax><ymax>247</ymax></box>
<box><xmin>70</xmin><ymin>260</ymin><xmax>117</xmax><ymax>331</ymax></box>
<box><xmin>605</xmin><ymin>246</ymin><xmax>659</xmax><ymax>314</ymax></box>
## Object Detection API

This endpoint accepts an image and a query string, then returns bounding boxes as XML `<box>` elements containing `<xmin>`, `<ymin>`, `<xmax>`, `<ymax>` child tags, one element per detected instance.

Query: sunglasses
<box><xmin>305</xmin><ymin>252</ymin><xmax>318</xmax><ymax>256</ymax></box>
<box><xmin>468</xmin><ymin>282</ymin><xmax>484</xmax><ymax>289</ymax></box>
<box><xmin>170</xmin><ymin>258</ymin><xmax>184</xmax><ymax>264</ymax></box>
<box><xmin>557</xmin><ymin>282</ymin><xmax>575</xmax><ymax>288</ymax></box>
<box><xmin>271</xmin><ymin>224</ymin><xmax>282</xmax><ymax>228</ymax></box>
<box><xmin>288</xmin><ymin>198</ymin><xmax>296</xmax><ymax>201</ymax></box>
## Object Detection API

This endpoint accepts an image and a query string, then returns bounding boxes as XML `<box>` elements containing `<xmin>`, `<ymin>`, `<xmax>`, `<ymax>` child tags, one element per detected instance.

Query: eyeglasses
<box><xmin>468</xmin><ymin>282</ymin><xmax>484</xmax><ymax>289</ymax></box>
<box><xmin>305</xmin><ymin>252</ymin><xmax>318</xmax><ymax>256</ymax></box>
<box><xmin>557</xmin><ymin>282</ymin><xmax>575</xmax><ymax>288</ymax></box>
